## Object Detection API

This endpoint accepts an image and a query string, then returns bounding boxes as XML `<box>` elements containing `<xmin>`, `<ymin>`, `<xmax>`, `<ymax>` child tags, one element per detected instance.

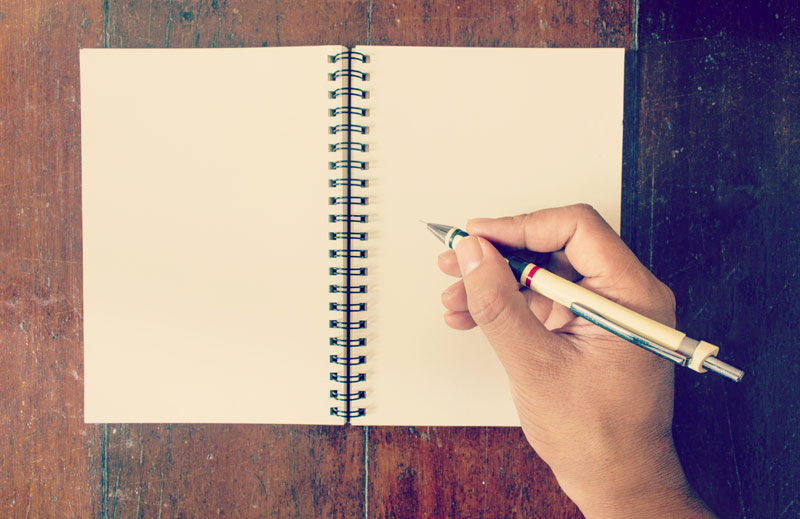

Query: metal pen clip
<box><xmin>570</xmin><ymin>303</ymin><xmax>743</xmax><ymax>382</ymax></box>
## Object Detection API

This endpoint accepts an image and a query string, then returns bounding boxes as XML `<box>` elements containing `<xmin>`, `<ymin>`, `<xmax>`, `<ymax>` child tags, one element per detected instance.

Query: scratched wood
<box><xmin>0</xmin><ymin>2</ymin><xmax>104</xmax><ymax>518</ymax></box>
<box><xmin>14</xmin><ymin>1</ymin><xmax>798</xmax><ymax>519</ymax></box>
<box><xmin>368</xmin><ymin>427</ymin><xmax>579</xmax><ymax>519</ymax></box>
<box><xmin>99</xmin><ymin>2</ymin><xmax>370</xmax><ymax>519</ymax></box>
<box><xmin>104</xmin><ymin>0</ymin><xmax>368</xmax><ymax>49</ymax></box>
<box><xmin>370</xmin><ymin>0</ymin><xmax>632</xmax><ymax>48</ymax></box>
<box><xmin>101</xmin><ymin>424</ymin><xmax>365</xmax><ymax>518</ymax></box>
<box><xmin>634</xmin><ymin>1</ymin><xmax>800</xmax><ymax>517</ymax></box>
<box><xmin>0</xmin><ymin>1</ymin><xmax>635</xmax><ymax>518</ymax></box>
<box><xmin>98</xmin><ymin>1</ymin><xmax>634</xmax><ymax>518</ymax></box>
<box><xmin>367</xmin><ymin>2</ymin><xmax>632</xmax><ymax>518</ymax></box>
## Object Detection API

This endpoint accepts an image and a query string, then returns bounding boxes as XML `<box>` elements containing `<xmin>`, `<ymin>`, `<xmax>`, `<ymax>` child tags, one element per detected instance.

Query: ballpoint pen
<box><xmin>425</xmin><ymin>223</ymin><xmax>744</xmax><ymax>382</ymax></box>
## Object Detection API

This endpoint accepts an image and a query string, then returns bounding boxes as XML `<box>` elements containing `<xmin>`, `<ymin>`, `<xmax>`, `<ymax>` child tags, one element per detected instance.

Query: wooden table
<box><xmin>2</xmin><ymin>1</ymin><xmax>797</xmax><ymax>517</ymax></box>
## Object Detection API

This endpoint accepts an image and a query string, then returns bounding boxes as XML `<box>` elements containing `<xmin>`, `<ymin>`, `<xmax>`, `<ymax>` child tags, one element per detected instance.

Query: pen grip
<box><xmin>525</xmin><ymin>267</ymin><xmax>687</xmax><ymax>352</ymax></box>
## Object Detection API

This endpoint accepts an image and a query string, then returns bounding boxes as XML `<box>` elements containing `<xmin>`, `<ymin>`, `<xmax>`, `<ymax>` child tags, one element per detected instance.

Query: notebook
<box><xmin>80</xmin><ymin>45</ymin><xmax>624</xmax><ymax>425</ymax></box>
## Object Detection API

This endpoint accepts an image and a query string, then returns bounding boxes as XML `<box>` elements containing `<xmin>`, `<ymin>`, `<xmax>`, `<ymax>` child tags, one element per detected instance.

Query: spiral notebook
<box><xmin>80</xmin><ymin>46</ymin><xmax>624</xmax><ymax>425</ymax></box>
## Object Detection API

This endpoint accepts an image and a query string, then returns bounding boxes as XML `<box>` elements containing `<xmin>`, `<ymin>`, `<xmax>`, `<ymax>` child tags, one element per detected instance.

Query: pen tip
<box><xmin>424</xmin><ymin>222</ymin><xmax>450</xmax><ymax>244</ymax></box>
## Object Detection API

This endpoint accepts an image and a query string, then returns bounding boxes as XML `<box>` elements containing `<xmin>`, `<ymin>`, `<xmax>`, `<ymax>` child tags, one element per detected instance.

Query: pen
<box><xmin>425</xmin><ymin>223</ymin><xmax>744</xmax><ymax>382</ymax></box>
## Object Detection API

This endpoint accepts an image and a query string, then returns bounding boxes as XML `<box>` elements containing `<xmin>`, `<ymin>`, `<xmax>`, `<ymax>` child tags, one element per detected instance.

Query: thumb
<box><xmin>455</xmin><ymin>236</ymin><xmax>561</xmax><ymax>372</ymax></box>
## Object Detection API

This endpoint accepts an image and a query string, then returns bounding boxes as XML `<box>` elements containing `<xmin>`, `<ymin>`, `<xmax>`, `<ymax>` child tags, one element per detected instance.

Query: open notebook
<box><xmin>80</xmin><ymin>46</ymin><xmax>624</xmax><ymax>425</ymax></box>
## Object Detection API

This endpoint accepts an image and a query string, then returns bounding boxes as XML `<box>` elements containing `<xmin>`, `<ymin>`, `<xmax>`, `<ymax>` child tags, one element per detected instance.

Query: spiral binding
<box><xmin>330</xmin><ymin>302</ymin><xmax>367</xmax><ymax>311</ymax></box>
<box><xmin>328</xmin><ymin>48</ymin><xmax>369</xmax><ymax>422</ymax></box>
<box><xmin>329</xmin><ymin>354</ymin><xmax>366</xmax><ymax>366</ymax></box>
<box><xmin>330</xmin><ymin>141</ymin><xmax>367</xmax><ymax>152</ymax></box>
<box><xmin>330</xmin><ymin>178</ymin><xmax>368</xmax><ymax>188</ymax></box>
<box><xmin>329</xmin><ymin>232</ymin><xmax>367</xmax><ymax>241</ymax></box>
<box><xmin>329</xmin><ymin>214</ymin><xmax>367</xmax><ymax>223</ymax></box>
<box><xmin>329</xmin><ymin>196</ymin><xmax>367</xmax><ymax>205</ymax></box>
<box><xmin>329</xmin><ymin>267</ymin><xmax>367</xmax><ymax>276</ymax></box>
<box><xmin>329</xmin><ymin>159</ymin><xmax>367</xmax><ymax>170</ymax></box>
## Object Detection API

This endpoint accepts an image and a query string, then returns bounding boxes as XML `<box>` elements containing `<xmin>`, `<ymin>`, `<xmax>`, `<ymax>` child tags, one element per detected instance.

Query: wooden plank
<box><xmin>368</xmin><ymin>427</ymin><xmax>579</xmax><ymax>519</ymax></box>
<box><xmin>635</xmin><ymin>1</ymin><xmax>800</xmax><ymax>517</ymax></box>
<box><xmin>102</xmin><ymin>424</ymin><xmax>365</xmax><ymax>518</ymax></box>
<box><xmin>367</xmin><ymin>2</ymin><xmax>632</xmax><ymax>517</ymax></box>
<box><xmin>370</xmin><ymin>0</ymin><xmax>632</xmax><ymax>47</ymax></box>
<box><xmin>105</xmin><ymin>0</ymin><xmax>369</xmax><ymax>48</ymax></box>
<box><xmin>0</xmin><ymin>2</ymin><xmax>105</xmax><ymax>518</ymax></box>
<box><xmin>98</xmin><ymin>2</ymin><xmax>370</xmax><ymax>519</ymax></box>
<box><xmin>105</xmin><ymin>0</ymin><xmax>279</xmax><ymax>48</ymax></box>
<box><xmin>0</xmin><ymin>1</ymin><xmax>670</xmax><ymax>517</ymax></box>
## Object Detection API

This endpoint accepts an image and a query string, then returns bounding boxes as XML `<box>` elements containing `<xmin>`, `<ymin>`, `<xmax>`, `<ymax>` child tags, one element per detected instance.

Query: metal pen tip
<box><xmin>425</xmin><ymin>222</ymin><xmax>451</xmax><ymax>245</ymax></box>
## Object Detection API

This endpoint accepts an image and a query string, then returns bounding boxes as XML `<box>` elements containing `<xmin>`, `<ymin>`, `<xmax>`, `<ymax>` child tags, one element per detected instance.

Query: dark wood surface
<box><xmin>633</xmin><ymin>2</ymin><xmax>800</xmax><ymax>517</ymax></box>
<box><xmin>1</xmin><ymin>1</ymin><xmax>796</xmax><ymax>518</ymax></box>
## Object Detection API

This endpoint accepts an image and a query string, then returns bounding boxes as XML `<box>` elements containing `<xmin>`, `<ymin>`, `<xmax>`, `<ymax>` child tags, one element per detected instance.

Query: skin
<box><xmin>438</xmin><ymin>204</ymin><xmax>716</xmax><ymax>518</ymax></box>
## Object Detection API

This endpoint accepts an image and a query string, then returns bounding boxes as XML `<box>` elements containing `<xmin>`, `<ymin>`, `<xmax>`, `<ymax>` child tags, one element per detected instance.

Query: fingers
<box><xmin>454</xmin><ymin>236</ymin><xmax>565</xmax><ymax>371</ymax></box>
<box><xmin>466</xmin><ymin>204</ymin><xmax>636</xmax><ymax>282</ymax></box>
<box><xmin>443</xmin><ymin>310</ymin><xmax>476</xmax><ymax>330</ymax></box>
<box><xmin>442</xmin><ymin>276</ymin><xmax>575</xmax><ymax>331</ymax></box>
<box><xmin>441</xmin><ymin>279</ymin><xmax>467</xmax><ymax>311</ymax></box>
<box><xmin>441</xmin><ymin>279</ymin><xmax>475</xmax><ymax>330</ymax></box>
<box><xmin>466</xmin><ymin>204</ymin><xmax>673</xmax><ymax>323</ymax></box>
<box><xmin>441</xmin><ymin>252</ymin><xmax>576</xmax><ymax>330</ymax></box>
<box><xmin>437</xmin><ymin>249</ymin><xmax>461</xmax><ymax>277</ymax></box>
<box><xmin>522</xmin><ymin>290</ymin><xmax>577</xmax><ymax>330</ymax></box>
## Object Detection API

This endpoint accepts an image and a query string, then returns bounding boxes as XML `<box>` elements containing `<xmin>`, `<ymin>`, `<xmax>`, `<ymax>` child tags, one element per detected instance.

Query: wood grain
<box><xmin>104</xmin><ymin>0</ymin><xmax>369</xmax><ymax>48</ymax></box>
<box><xmin>367</xmin><ymin>2</ymin><xmax>631</xmax><ymax>517</ymax></box>
<box><xmin>0</xmin><ymin>2</ymin><xmax>103</xmax><ymax>518</ymax></box>
<box><xmin>9</xmin><ymin>1</ymin><xmax>796</xmax><ymax>518</ymax></box>
<box><xmin>0</xmin><ymin>1</ymin><xmax>631</xmax><ymax>517</ymax></box>
<box><xmin>369</xmin><ymin>427</ymin><xmax>578</xmax><ymax>519</ymax></box>
<box><xmin>370</xmin><ymin>0</ymin><xmax>631</xmax><ymax>47</ymax></box>
<box><xmin>634</xmin><ymin>2</ymin><xmax>800</xmax><ymax>517</ymax></box>
<box><xmin>97</xmin><ymin>2</ymin><xmax>371</xmax><ymax>518</ymax></box>
<box><xmin>101</xmin><ymin>424</ymin><xmax>365</xmax><ymax>518</ymax></box>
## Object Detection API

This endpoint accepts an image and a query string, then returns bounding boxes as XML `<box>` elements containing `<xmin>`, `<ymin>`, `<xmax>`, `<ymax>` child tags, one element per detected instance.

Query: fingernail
<box><xmin>456</xmin><ymin>236</ymin><xmax>484</xmax><ymax>276</ymax></box>
<box><xmin>465</xmin><ymin>217</ymin><xmax>492</xmax><ymax>233</ymax></box>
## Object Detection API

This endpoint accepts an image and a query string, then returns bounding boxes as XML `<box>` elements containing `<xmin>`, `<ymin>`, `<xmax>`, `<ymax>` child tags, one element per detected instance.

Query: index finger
<box><xmin>465</xmin><ymin>204</ymin><xmax>637</xmax><ymax>282</ymax></box>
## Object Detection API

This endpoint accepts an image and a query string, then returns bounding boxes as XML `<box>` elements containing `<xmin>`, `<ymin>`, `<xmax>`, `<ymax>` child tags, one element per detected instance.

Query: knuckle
<box><xmin>467</xmin><ymin>286</ymin><xmax>511</xmax><ymax>330</ymax></box>
<box><xmin>521</xmin><ymin>211</ymin><xmax>538</xmax><ymax>228</ymax></box>
<box><xmin>574</xmin><ymin>202</ymin><xmax>600</xmax><ymax>220</ymax></box>
<box><xmin>659</xmin><ymin>281</ymin><xmax>677</xmax><ymax>317</ymax></box>
<box><xmin>660</xmin><ymin>281</ymin><xmax>676</xmax><ymax>310</ymax></box>
<box><xmin>643</xmin><ymin>278</ymin><xmax>677</xmax><ymax>326</ymax></box>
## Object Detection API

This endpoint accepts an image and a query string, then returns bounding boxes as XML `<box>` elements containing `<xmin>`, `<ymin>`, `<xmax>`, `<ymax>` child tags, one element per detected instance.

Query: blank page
<box><xmin>81</xmin><ymin>46</ymin><xmax>624</xmax><ymax>426</ymax></box>
<box><xmin>81</xmin><ymin>47</ymin><xmax>341</xmax><ymax>423</ymax></box>
<box><xmin>357</xmin><ymin>47</ymin><xmax>624</xmax><ymax>425</ymax></box>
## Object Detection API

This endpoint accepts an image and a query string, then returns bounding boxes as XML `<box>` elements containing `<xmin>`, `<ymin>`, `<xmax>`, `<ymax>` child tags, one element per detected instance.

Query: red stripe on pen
<box><xmin>524</xmin><ymin>265</ymin><xmax>540</xmax><ymax>287</ymax></box>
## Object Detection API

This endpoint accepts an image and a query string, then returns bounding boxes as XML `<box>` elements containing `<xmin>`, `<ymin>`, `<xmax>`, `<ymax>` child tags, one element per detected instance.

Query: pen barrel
<box><xmin>437</xmin><ymin>227</ymin><xmax>733</xmax><ymax>377</ymax></box>
<box><xmin>524</xmin><ymin>267</ymin><xmax>687</xmax><ymax>352</ymax></box>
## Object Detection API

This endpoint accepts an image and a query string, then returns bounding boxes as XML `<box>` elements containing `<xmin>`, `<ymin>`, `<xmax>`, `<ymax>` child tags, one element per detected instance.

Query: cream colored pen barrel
<box><xmin>524</xmin><ymin>267</ymin><xmax>687</xmax><ymax>351</ymax></box>
<box><xmin>438</xmin><ymin>225</ymin><xmax>732</xmax><ymax>377</ymax></box>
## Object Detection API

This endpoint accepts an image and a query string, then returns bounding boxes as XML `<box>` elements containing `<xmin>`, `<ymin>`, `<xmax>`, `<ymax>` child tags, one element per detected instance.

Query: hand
<box><xmin>438</xmin><ymin>204</ymin><xmax>715</xmax><ymax>518</ymax></box>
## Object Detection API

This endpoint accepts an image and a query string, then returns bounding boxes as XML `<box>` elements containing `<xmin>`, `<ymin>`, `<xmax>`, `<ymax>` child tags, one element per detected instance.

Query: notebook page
<box><xmin>81</xmin><ymin>47</ymin><xmax>341</xmax><ymax>424</ymax></box>
<box><xmin>358</xmin><ymin>47</ymin><xmax>624</xmax><ymax>426</ymax></box>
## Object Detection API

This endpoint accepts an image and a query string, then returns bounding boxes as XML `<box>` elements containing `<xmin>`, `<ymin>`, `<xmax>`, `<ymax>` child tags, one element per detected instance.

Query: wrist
<box><xmin>570</xmin><ymin>473</ymin><xmax>715</xmax><ymax>518</ymax></box>
<box><xmin>552</xmin><ymin>438</ymin><xmax>715</xmax><ymax>518</ymax></box>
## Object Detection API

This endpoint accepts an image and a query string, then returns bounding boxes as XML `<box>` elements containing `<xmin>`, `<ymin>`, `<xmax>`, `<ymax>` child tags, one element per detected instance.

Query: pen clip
<box><xmin>570</xmin><ymin>303</ymin><xmax>689</xmax><ymax>366</ymax></box>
